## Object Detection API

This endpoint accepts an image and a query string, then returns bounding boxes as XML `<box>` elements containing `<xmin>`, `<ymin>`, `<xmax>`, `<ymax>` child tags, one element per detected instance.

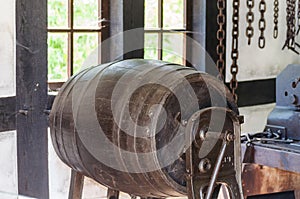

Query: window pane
<box><xmin>74</xmin><ymin>33</ymin><xmax>99</xmax><ymax>74</ymax></box>
<box><xmin>48</xmin><ymin>0</ymin><xmax>68</xmax><ymax>28</ymax></box>
<box><xmin>145</xmin><ymin>0</ymin><xmax>159</xmax><ymax>28</ymax></box>
<box><xmin>74</xmin><ymin>0</ymin><xmax>99</xmax><ymax>28</ymax></box>
<box><xmin>163</xmin><ymin>0</ymin><xmax>184</xmax><ymax>29</ymax></box>
<box><xmin>162</xmin><ymin>33</ymin><xmax>184</xmax><ymax>65</ymax></box>
<box><xmin>145</xmin><ymin>33</ymin><xmax>159</xmax><ymax>60</ymax></box>
<box><xmin>48</xmin><ymin>33</ymin><xmax>68</xmax><ymax>81</ymax></box>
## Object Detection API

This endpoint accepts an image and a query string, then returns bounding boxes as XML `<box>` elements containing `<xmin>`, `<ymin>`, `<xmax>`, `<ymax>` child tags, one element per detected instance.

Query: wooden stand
<box><xmin>242</xmin><ymin>164</ymin><xmax>300</xmax><ymax>199</ymax></box>
<box><xmin>242</xmin><ymin>143</ymin><xmax>300</xmax><ymax>198</ymax></box>
<box><xmin>68</xmin><ymin>170</ymin><xmax>120</xmax><ymax>199</ymax></box>
<box><xmin>68</xmin><ymin>170</ymin><xmax>84</xmax><ymax>199</ymax></box>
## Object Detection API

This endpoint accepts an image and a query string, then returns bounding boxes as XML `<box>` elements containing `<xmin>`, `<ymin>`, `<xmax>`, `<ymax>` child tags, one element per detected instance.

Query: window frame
<box><xmin>48</xmin><ymin>0</ymin><xmax>102</xmax><ymax>79</ymax></box>
<box><xmin>144</xmin><ymin>0</ymin><xmax>189</xmax><ymax>65</ymax></box>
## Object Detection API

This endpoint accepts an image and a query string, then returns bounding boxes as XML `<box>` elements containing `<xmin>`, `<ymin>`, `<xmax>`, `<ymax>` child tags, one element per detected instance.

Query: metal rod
<box><xmin>205</xmin><ymin>139</ymin><xmax>228</xmax><ymax>199</ymax></box>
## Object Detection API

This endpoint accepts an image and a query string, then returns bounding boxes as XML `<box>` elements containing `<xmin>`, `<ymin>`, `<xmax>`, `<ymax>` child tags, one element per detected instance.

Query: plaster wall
<box><xmin>0</xmin><ymin>0</ymin><xmax>15</xmax><ymax>97</ymax></box>
<box><xmin>226</xmin><ymin>0</ymin><xmax>300</xmax><ymax>82</ymax></box>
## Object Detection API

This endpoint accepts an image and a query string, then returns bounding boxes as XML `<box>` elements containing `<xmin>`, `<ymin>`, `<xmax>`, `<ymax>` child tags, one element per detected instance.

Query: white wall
<box><xmin>0</xmin><ymin>131</ymin><xmax>18</xmax><ymax>195</ymax></box>
<box><xmin>0</xmin><ymin>0</ymin><xmax>15</xmax><ymax>97</ymax></box>
<box><xmin>226</xmin><ymin>0</ymin><xmax>300</xmax><ymax>82</ymax></box>
<box><xmin>239</xmin><ymin>103</ymin><xmax>275</xmax><ymax>134</ymax></box>
<box><xmin>0</xmin><ymin>131</ymin><xmax>129</xmax><ymax>199</ymax></box>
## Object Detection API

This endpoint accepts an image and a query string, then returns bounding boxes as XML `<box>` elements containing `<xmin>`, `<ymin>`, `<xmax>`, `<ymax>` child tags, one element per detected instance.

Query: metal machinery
<box><xmin>50</xmin><ymin>59</ymin><xmax>244</xmax><ymax>199</ymax></box>
<box><xmin>242</xmin><ymin>65</ymin><xmax>300</xmax><ymax>198</ymax></box>
<box><xmin>267</xmin><ymin>65</ymin><xmax>300</xmax><ymax>141</ymax></box>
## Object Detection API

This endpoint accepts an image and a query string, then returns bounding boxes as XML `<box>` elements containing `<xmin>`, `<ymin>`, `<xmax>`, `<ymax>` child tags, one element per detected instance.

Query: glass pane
<box><xmin>162</xmin><ymin>33</ymin><xmax>184</xmax><ymax>65</ymax></box>
<box><xmin>145</xmin><ymin>0</ymin><xmax>159</xmax><ymax>28</ymax></box>
<box><xmin>163</xmin><ymin>0</ymin><xmax>184</xmax><ymax>29</ymax></box>
<box><xmin>144</xmin><ymin>33</ymin><xmax>159</xmax><ymax>60</ymax></box>
<box><xmin>74</xmin><ymin>33</ymin><xmax>99</xmax><ymax>74</ymax></box>
<box><xmin>74</xmin><ymin>0</ymin><xmax>99</xmax><ymax>28</ymax></box>
<box><xmin>48</xmin><ymin>0</ymin><xmax>68</xmax><ymax>28</ymax></box>
<box><xmin>48</xmin><ymin>33</ymin><xmax>68</xmax><ymax>82</ymax></box>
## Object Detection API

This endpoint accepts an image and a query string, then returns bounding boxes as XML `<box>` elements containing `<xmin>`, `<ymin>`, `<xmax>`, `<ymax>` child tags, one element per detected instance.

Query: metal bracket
<box><xmin>264</xmin><ymin>125</ymin><xmax>287</xmax><ymax>140</ymax></box>
<box><xmin>185</xmin><ymin>108</ymin><xmax>243</xmax><ymax>199</ymax></box>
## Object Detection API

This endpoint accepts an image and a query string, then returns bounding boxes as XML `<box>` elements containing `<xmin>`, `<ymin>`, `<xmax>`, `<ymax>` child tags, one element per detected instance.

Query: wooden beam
<box><xmin>101</xmin><ymin>0</ymin><xmax>144</xmax><ymax>62</ymax></box>
<box><xmin>205</xmin><ymin>0</ymin><xmax>220</xmax><ymax>77</ymax></box>
<box><xmin>122</xmin><ymin>0</ymin><xmax>144</xmax><ymax>59</ymax></box>
<box><xmin>68</xmin><ymin>170</ymin><xmax>84</xmax><ymax>199</ymax></box>
<box><xmin>100</xmin><ymin>0</ymin><xmax>111</xmax><ymax>63</ymax></box>
<box><xmin>16</xmin><ymin>0</ymin><xmax>49</xmax><ymax>198</ymax></box>
<box><xmin>242</xmin><ymin>164</ymin><xmax>300</xmax><ymax>198</ymax></box>
<box><xmin>241</xmin><ymin>143</ymin><xmax>300</xmax><ymax>174</ymax></box>
<box><xmin>185</xmin><ymin>0</ymin><xmax>222</xmax><ymax>77</ymax></box>
<box><xmin>0</xmin><ymin>97</ymin><xmax>16</xmax><ymax>132</ymax></box>
<box><xmin>185</xmin><ymin>0</ymin><xmax>207</xmax><ymax>70</ymax></box>
<box><xmin>107</xmin><ymin>188</ymin><xmax>120</xmax><ymax>199</ymax></box>
<box><xmin>229</xmin><ymin>78</ymin><xmax>276</xmax><ymax>107</ymax></box>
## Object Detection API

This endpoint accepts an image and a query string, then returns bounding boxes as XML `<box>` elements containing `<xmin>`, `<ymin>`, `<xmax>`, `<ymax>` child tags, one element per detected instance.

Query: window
<box><xmin>144</xmin><ymin>0</ymin><xmax>187</xmax><ymax>65</ymax></box>
<box><xmin>48</xmin><ymin>0</ymin><xmax>187</xmax><ymax>84</ymax></box>
<box><xmin>48</xmin><ymin>0</ymin><xmax>101</xmax><ymax>83</ymax></box>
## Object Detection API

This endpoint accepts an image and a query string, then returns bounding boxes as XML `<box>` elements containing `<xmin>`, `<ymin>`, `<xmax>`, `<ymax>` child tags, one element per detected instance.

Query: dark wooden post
<box><xmin>185</xmin><ymin>0</ymin><xmax>219</xmax><ymax>77</ymax></box>
<box><xmin>16</xmin><ymin>0</ymin><xmax>49</xmax><ymax>198</ymax></box>
<box><xmin>107</xmin><ymin>188</ymin><xmax>120</xmax><ymax>199</ymax></box>
<box><xmin>122</xmin><ymin>0</ymin><xmax>144</xmax><ymax>59</ymax></box>
<box><xmin>101</xmin><ymin>0</ymin><xmax>145</xmax><ymax>63</ymax></box>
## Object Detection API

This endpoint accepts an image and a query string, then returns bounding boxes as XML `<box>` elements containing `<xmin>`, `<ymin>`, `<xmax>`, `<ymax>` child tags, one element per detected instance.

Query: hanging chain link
<box><xmin>216</xmin><ymin>0</ymin><xmax>226</xmax><ymax>81</ymax></box>
<box><xmin>297</xmin><ymin>0</ymin><xmax>300</xmax><ymax>34</ymax></box>
<box><xmin>282</xmin><ymin>0</ymin><xmax>300</xmax><ymax>54</ymax></box>
<box><xmin>258</xmin><ymin>0</ymin><xmax>266</xmax><ymax>48</ymax></box>
<box><xmin>246</xmin><ymin>0</ymin><xmax>255</xmax><ymax>45</ymax></box>
<box><xmin>230</xmin><ymin>0</ymin><xmax>240</xmax><ymax>103</ymax></box>
<box><xmin>273</xmin><ymin>0</ymin><xmax>279</xmax><ymax>38</ymax></box>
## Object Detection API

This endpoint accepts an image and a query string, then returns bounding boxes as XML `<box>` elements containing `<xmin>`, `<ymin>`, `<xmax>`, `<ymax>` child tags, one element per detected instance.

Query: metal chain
<box><xmin>230</xmin><ymin>0</ymin><xmax>240</xmax><ymax>103</ymax></box>
<box><xmin>297</xmin><ymin>0</ymin><xmax>300</xmax><ymax>34</ymax></box>
<box><xmin>246</xmin><ymin>0</ymin><xmax>255</xmax><ymax>45</ymax></box>
<box><xmin>216</xmin><ymin>0</ymin><xmax>226</xmax><ymax>81</ymax></box>
<box><xmin>258</xmin><ymin>0</ymin><xmax>266</xmax><ymax>49</ymax></box>
<box><xmin>282</xmin><ymin>0</ymin><xmax>300</xmax><ymax>54</ymax></box>
<box><xmin>273</xmin><ymin>0</ymin><xmax>279</xmax><ymax>38</ymax></box>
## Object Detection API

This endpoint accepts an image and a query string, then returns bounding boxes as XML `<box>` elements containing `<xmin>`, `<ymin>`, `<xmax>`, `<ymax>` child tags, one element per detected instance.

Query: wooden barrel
<box><xmin>50</xmin><ymin>59</ymin><xmax>238</xmax><ymax>198</ymax></box>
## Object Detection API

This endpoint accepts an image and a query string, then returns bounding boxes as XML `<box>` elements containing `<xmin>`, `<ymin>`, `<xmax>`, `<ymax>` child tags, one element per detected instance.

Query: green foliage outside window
<box><xmin>48</xmin><ymin>0</ymin><xmax>184</xmax><ymax>82</ymax></box>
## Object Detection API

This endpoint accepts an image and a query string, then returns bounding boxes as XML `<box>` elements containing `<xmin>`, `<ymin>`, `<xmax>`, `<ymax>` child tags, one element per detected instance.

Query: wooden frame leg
<box><xmin>69</xmin><ymin>170</ymin><xmax>84</xmax><ymax>199</ymax></box>
<box><xmin>107</xmin><ymin>188</ymin><xmax>120</xmax><ymax>199</ymax></box>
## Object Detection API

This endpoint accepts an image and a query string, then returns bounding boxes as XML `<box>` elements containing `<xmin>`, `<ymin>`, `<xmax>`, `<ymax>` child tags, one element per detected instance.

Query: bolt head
<box><xmin>199</xmin><ymin>158</ymin><xmax>212</xmax><ymax>173</ymax></box>
<box><xmin>290</xmin><ymin>94</ymin><xmax>298</xmax><ymax>105</ymax></box>
<box><xmin>226</xmin><ymin>133</ymin><xmax>236</xmax><ymax>142</ymax></box>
